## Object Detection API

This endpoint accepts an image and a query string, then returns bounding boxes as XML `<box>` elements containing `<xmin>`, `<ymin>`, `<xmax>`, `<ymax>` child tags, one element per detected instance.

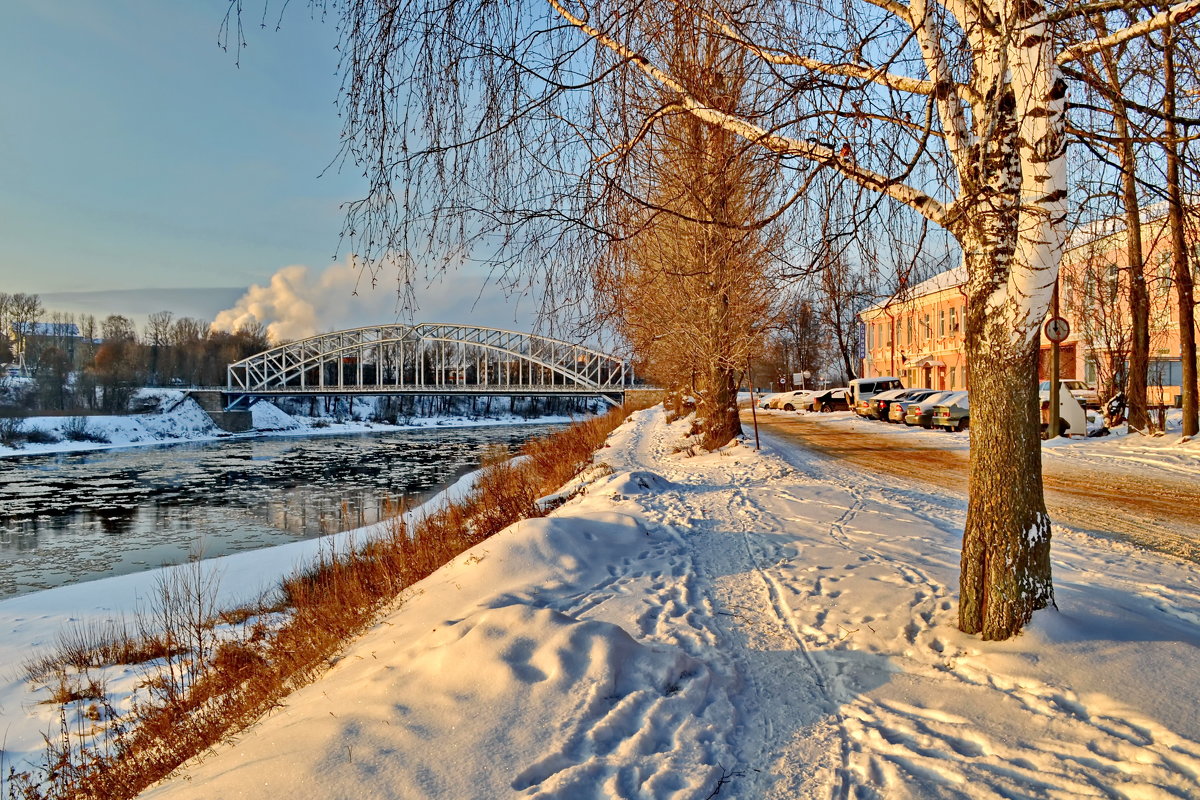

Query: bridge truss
<box><xmin>225</xmin><ymin>324</ymin><xmax>631</xmax><ymax>409</ymax></box>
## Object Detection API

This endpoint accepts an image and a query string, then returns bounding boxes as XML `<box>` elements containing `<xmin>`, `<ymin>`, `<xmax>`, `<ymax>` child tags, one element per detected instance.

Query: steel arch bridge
<box><xmin>224</xmin><ymin>323</ymin><xmax>631</xmax><ymax>409</ymax></box>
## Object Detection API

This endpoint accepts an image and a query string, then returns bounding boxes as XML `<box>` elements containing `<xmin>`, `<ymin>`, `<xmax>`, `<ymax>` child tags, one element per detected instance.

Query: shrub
<box><xmin>0</xmin><ymin>415</ymin><xmax>25</xmax><ymax>446</ymax></box>
<box><xmin>62</xmin><ymin>417</ymin><xmax>108</xmax><ymax>443</ymax></box>
<box><xmin>24</xmin><ymin>427</ymin><xmax>61</xmax><ymax>445</ymax></box>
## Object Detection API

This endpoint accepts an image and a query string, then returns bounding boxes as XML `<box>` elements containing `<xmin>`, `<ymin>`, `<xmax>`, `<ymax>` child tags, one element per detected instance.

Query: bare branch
<box><xmin>544</xmin><ymin>0</ymin><xmax>948</xmax><ymax>222</ymax></box>
<box><xmin>1058</xmin><ymin>0</ymin><xmax>1200</xmax><ymax>64</ymax></box>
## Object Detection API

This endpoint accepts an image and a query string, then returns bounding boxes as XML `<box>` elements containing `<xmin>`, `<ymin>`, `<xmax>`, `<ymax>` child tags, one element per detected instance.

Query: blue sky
<box><xmin>0</xmin><ymin>0</ymin><xmax>358</xmax><ymax>294</ymax></box>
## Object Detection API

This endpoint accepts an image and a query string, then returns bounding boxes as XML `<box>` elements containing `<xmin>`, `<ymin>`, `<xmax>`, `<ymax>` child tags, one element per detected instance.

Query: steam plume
<box><xmin>213</xmin><ymin>259</ymin><xmax>536</xmax><ymax>343</ymax></box>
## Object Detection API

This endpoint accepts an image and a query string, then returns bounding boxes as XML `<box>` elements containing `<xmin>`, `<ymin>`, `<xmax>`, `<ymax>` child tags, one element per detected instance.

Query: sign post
<box><xmin>1044</xmin><ymin>284</ymin><xmax>1070</xmax><ymax>438</ymax></box>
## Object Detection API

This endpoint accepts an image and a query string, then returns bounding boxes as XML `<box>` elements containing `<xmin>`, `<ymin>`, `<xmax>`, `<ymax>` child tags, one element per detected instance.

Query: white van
<box><xmin>849</xmin><ymin>376</ymin><xmax>904</xmax><ymax>415</ymax></box>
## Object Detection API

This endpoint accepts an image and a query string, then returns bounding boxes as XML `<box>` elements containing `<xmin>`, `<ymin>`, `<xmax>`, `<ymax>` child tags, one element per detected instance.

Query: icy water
<box><xmin>0</xmin><ymin>424</ymin><xmax>563</xmax><ymax>599</ymax></box>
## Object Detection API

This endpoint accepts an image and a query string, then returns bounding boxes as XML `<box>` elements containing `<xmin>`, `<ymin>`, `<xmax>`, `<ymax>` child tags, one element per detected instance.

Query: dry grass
<box><xmin>10</xmin><ymin>399</ymin><xmax>653</xmax><ymax>800</ymax></box>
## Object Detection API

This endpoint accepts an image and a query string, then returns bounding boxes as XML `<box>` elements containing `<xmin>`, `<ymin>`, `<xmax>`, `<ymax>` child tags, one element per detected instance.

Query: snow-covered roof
<box><xmin>862</xmin><ymin>264</ymin><xmax>967</xmax><ymax>314</ymax></box>
<box><xmin>1066</xmin><ymin>200</ymin><xmax>1200</xmax><ymax>251</ymax></box>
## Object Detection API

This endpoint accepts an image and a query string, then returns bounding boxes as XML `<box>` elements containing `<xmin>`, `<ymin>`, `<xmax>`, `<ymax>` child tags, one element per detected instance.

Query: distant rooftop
<box><xmin>10</xmin><ymin>321</ymin><xmax>82</xmax><ymax>338</ymax></box>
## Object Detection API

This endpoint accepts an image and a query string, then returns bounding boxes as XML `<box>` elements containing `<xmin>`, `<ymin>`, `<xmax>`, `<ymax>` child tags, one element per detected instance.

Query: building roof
<box><xmin>862</xmin><ymin>264</ymin><xmax>967</xmax><ymax>315</ymax></box>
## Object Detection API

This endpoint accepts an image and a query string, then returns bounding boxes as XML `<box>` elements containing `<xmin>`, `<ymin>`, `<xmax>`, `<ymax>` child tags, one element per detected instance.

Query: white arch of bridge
<box><xmin>225</xmin><ymin>324</ymin><xmax>630</xmax><ymax>404</ymax></box>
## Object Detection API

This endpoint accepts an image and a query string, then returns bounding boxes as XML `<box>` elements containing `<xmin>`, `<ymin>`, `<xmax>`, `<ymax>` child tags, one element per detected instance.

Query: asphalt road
<box><xmin>747</xmin><ymin>410</ymin><xmax>1200</xmax><ymax>564</ymax></box>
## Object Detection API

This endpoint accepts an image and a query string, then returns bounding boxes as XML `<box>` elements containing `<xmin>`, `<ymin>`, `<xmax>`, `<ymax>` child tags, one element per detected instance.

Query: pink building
<box><xmin>859</xmin><ymin>266</ymin><xmax>970</xmax><ymax>392</ymax></box>
<box><xmin>860</xmin><ymin>209</ymin><xmax>1198</xmax><ymax>403</ymax></box>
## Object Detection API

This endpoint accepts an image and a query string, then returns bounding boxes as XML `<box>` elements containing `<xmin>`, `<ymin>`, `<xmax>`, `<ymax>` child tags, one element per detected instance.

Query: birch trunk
<box><xmin>953</xmin><ymin>2</ymin><xmax>1063</xmax><ymax>637</ymax></box>
<box><xmin>959</xmin><ymin>245</ymin><xmax>1056</xmax><ymax>637</ymax></box>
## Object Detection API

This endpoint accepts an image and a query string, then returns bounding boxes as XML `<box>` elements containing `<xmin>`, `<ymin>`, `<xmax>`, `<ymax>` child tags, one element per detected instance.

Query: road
<box><xmin>747</xmin><ymin>410</ymin><xmax>1200</xmax><ymax>564</ymax></box>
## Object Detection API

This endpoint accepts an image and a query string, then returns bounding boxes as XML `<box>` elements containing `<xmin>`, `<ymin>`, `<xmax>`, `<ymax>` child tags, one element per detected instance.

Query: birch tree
<box><xmin>259</xmin><ymin>0</ymin><xmax>1200</xmax><ymax>639</ymax></box>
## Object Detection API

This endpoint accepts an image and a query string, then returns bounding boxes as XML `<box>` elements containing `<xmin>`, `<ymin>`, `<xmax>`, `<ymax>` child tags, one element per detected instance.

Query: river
<box><xmin>0</xmin><ymin>423</ymin><xmax>565</xmax><ymax>599</ymax></box>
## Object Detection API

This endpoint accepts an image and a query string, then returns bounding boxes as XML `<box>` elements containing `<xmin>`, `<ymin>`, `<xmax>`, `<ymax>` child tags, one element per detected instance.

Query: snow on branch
<box><xmin>1057</xmin><ymin>0</ymin><xmax>1200</xmax><ymax>64</ymax></box>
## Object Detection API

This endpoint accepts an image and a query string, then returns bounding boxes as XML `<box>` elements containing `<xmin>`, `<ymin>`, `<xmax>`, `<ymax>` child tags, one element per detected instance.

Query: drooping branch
<box><xmin>544</xmin><ymin>0</ymin><xmax>949</xmax><ymax>223</ymax></box>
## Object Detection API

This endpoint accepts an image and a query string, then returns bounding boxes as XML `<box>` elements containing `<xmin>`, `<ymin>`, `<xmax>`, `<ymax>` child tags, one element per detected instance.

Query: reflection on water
<box><xmin>0</xmin><ymin>424</ymin><xmax>562</xmax><ymax>599</ymax></box>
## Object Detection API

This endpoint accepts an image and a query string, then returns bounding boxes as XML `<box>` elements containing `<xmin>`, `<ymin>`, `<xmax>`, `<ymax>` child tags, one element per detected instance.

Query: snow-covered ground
<box><xmin>0</xmin><ymin>390</ymin><xmax>578</xmax><ymax>460</ymax></box>
<box><xmin>5</xmin><ymin>406</ymin><xmax>1200</xmax><ymax>798</ymax></box>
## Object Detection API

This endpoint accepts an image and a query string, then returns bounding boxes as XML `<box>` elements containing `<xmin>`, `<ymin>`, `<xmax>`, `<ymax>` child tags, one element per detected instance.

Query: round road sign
<box><xmin>1044</xmin><ymin>317</ymin><xmax>1070</xmax><ymax>343</ymax></box>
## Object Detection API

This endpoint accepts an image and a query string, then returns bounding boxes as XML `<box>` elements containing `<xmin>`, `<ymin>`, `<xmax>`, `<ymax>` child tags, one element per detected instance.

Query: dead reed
<box><xmin>9</xmin><ymin>399</ymin><xmax>651</xmax><ymax>800</ymax></box>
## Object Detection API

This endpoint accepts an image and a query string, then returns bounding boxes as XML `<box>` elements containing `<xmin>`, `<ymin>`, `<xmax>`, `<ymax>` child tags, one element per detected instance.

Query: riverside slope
<box><xmin>142</xmin><ymin>407</ymin><xmax>1200</xmax><ymax>798</ymax></box>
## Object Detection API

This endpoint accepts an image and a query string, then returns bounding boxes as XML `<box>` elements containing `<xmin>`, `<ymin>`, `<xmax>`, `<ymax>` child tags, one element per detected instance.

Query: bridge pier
<box><xmin>186</xmin><ymin>390</ymin><xmax>253</xmax><ymax>433</ymax></box>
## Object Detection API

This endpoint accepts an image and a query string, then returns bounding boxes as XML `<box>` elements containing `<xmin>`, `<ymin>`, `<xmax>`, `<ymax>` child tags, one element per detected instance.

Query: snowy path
<box><xmin>132</xmin><ymin>408</ymin><xmax>1200</xmax><ymax>798</ymax></box>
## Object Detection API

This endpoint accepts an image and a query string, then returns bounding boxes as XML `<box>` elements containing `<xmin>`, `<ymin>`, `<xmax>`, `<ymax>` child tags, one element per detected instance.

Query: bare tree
<box><xmin>6</xmin><ymin>293</ymin><xmax>43</xmax><ymax>370</ymax></box>
<box><xmin>146</xmin><ymin>310</ymin><xmax>175</xmax><ymax>385</ymax></box>
<box><xmin>1160</xmin><ymin>20</ymin><xmax>1199</xmax><ymax>437</ymax></box>
<box><xmin>595</xmin><ymin>14</ymin><xmax>783</xmax><ymax>447</ymax></box>
<box><xmin>1064</xmin><ymin>16</ymin><xmax>1156</xmax><ymax>430</ymax></box>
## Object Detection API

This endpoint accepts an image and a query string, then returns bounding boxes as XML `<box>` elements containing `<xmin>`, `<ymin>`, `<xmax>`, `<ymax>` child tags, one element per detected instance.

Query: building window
<box><xmin>1148</xmin><ymin>359</ymin><xmax>1183</xmax><ymax>386</ymax></box>
<box><xmin>938</xmin><ymin>309</ymin><xmax>945</xmax><ymax>337</ymax></box>
<box><xmin>949</xmin><ymin>306</ymin><xmax>958</xmax><ymax>334</ymax></box>
<box><xmin>949</xmin><ymin>366</ymin><xmax>956</xmax><ymax>389</ymax></box>
<box><xmin>907</xmin><ymin>316</ymin><xmax>914</xmax><ymax>345</ymax></box>
<box><xmin>1157</xmin><ymin>253</ymin><xmax>1174</xmax><ymax>298</ymax></box>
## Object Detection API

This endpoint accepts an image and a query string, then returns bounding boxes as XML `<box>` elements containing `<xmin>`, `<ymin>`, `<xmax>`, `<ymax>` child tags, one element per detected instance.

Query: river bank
<box><xmin>0</xmin><ymin>389</ymin><xmax>585</xmax><ymax>459</ymax></box>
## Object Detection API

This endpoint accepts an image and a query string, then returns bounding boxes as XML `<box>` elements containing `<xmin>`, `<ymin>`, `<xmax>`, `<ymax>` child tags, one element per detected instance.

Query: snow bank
<box><xmin>0</xmin><ymin>390</ymin><xmax>579</xmax><ymax>459</ymax></box>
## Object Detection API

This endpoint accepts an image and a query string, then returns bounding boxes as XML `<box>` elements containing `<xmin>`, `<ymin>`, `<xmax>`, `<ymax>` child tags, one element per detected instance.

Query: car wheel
<box><xmin>955</xmin><ymin>418</ymin><xmax>969</xmax><ymax>432</ymax></box>
<box><xmin>821</xmin><ymin>403</ymin><xmax>833</xmax><ymax>413</ymax></box>
<box><xmin>784</xmin><ymin>403</ymin><xmax>794</xmax><ymax>411</ymax></box>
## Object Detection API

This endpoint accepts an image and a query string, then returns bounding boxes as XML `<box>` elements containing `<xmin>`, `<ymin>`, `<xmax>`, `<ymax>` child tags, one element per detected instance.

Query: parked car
<box><xmin>887</xmin><ymin>388</ymin><xmax>940</xmax><ymax>423</ymax></box>
<box><xmin>903</xmin><ymin>390</ymin><xmax>957</xmax><ymax>428</ymax></box>
<box><xmin>931</xmin><ymin>391</ymin><xmax>971</xmax><ymax>432</ymax></box>
<box><xmin>779</xmin><ymin>390</ymin><xmax>816</xmax><ymax>411</ymax></box>
<box><xmin>758</xmin><ymin>392</ymin><xmax>784</xmax><ymax>409</ymax></box>
<box><xmin>1038</xmin><ymin>379</ymin><xmax>1099</xmax><ymax>409</ymax></box>
<box><xmin>849</xmin><ymin>376</ymin><xmax>904</xmax><ymax>413</ymax></box>
<box><xmin>767</xmin><ymin>389</ymin><xmax>815</xmax><ymax>411</ymax></box>
<box><xmin>861</xmin><ymin>388</ymin><xmax>910</xmax><ymax>420</ymax></box>
<box><xmin>810</xmin><ymin>388</ymin><xmax>852</xmax><ymax>412</ymax></box>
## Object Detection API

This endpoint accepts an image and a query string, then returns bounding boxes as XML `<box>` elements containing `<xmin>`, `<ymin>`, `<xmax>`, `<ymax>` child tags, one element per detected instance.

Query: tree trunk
<box><xmin>699</xmin><ymin>362</ymin><xmax>742</xmax><ymax>449</ymax></box>
<box><xmin>1163</xmin><ymin>26</ymin><xmax>1199</xmax><ymax>437</ymax></box>
<box><xmin>958</xmin><ymin>250</ymin><xmax>1056</xmax><ymax>638</ymax></box>
<box><xmin>1096</xmin><ymin>23</ymin><xmax>1151</xmax><ymax>431</ymax></box>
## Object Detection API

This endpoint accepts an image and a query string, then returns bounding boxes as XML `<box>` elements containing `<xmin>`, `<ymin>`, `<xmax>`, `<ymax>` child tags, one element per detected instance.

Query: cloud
<box><xmin>212</xmin><ymin>259</ymin><xmax>540</xmax><ymax>343</ymax></box>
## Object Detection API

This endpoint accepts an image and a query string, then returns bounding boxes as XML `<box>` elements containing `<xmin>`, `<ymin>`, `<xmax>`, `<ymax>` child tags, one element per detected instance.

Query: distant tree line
<box><xmin>0</xmin><ymin>295</ymin><xmax>268</xmax><ymax>413</ymax></box>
